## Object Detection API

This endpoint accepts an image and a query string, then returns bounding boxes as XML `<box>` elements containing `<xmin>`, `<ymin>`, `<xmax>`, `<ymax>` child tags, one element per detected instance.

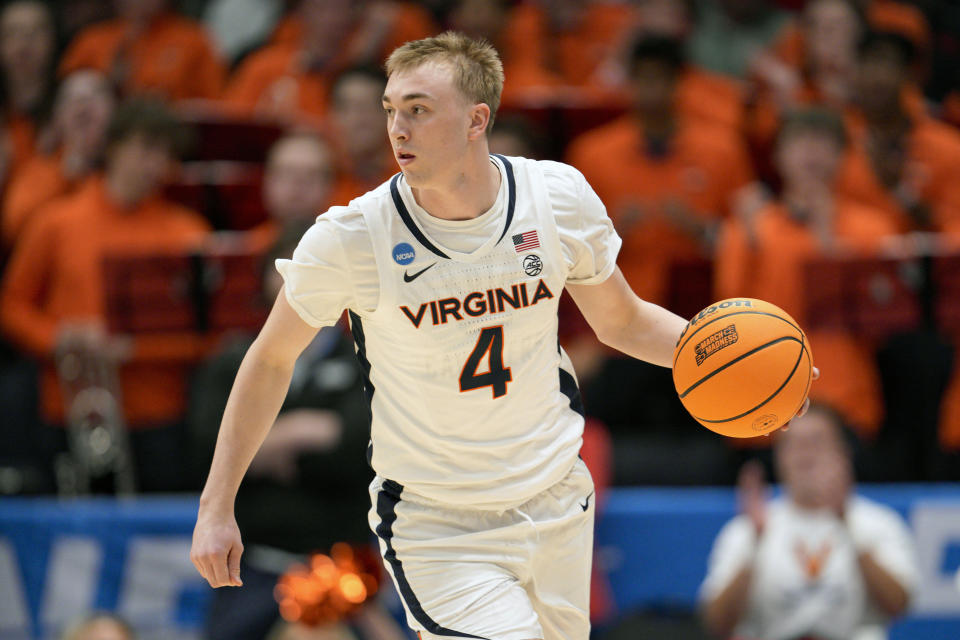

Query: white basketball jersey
<box><xmin>279</xmin><ymin>155</ymin><xmax>620</xmax><ymax>509</ymax></box>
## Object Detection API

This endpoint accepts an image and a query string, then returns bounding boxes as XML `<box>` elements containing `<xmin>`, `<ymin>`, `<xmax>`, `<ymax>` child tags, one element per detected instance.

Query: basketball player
<box><xmin>191</xmin><ymin>32</ymin><xmax>812</xmax><ymax>639</ymax></box>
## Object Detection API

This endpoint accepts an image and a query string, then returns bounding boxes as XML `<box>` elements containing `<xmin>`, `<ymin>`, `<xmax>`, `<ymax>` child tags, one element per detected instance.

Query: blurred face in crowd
<box><xmin>114</xmin><ymin>0</ymin><xmax>166</xmax><ymax>24</ymax></box>
<box><xmin>0</xmin><ymin>1</ymin><xmax>54</xmax><ymax>80</ymax></box>
<box><xmin>299</xmin><ymin>0</ymin><xmax>358</xmax><ymax>45</ymax></box>
<box><xmin>448</xmin><ymin>0</ymin><xmax>508</xmax><ymax>42</ymax></box>
<box><xmin>630</xmin><ymin>60</ymin><xmax>678</xmax><ymax>115</ymax></box>
<box><xmin>56</xmin><ymin>71</ymin><xmax>115</xmax><ymax>154</ymax></box>
<box><xmin>775</xmin><ymin>408</ymin><xmax>852</xmax><ymax>507</ymax></box>
<box><xmin>106</xmin><ymin>133</ymin><xmax>174</xmax><ymax>205</ymax></box>
<box><xmin>65</xmin><ymin>616</ymin><xmax>134</xmax><ymax>640</ymax></box>
<box><xmin>383</xmin><ymin>61</ymin><xmax>482</xmax><ymax>190</ymax></box>
<box><xmin>776</xmin><ymin>128</ymin><xmax>843</xmax><ymax>190</ymax></box>
<box><xmin>856</xmin><ymin>42</ymin><xmax>908</xmax><ymax>113</ymax></box>
<box><xmin>333</xmin><ymin>72</ymin><xmax>388</xmax><ymax>158</ymax></box>
<box><xmin>264</xmin><ymin>136</ymin><xmax>334</xmax><ymax>224</ymax></box>
<box><xmin>635</xmin><ymin>0</ymin><xmax>691</xmax><ymax>39</ymax></box>
<box><xmin>805</xmin><ymin>0</ymin><xmax>861</xmax><ymax>74</ymax></box>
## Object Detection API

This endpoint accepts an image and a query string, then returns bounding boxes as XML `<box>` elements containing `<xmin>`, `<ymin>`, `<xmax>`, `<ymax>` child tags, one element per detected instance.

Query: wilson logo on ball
<box><xmin>694</xmin><ymin>324</ymin><xmax>739</xmax><ymax>365</ymax></box>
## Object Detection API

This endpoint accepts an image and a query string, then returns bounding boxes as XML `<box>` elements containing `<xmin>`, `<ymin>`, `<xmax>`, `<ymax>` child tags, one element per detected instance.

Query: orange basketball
<box><xmin>672</xmin><ymin>298</ymin><xmax>813</xmax><ymax>438</ymax></box>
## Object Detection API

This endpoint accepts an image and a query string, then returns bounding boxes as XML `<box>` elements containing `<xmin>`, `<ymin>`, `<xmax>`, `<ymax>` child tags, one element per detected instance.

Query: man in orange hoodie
<box><xmin>0</xmin><ymin>98</ymin><xmax>211</xmax><ymax>491</ymax></box>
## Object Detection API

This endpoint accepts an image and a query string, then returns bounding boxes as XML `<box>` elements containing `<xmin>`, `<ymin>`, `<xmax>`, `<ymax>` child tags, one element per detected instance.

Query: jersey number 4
<box><xmin>459</xmin><ymin>326</ymin><xmax>512</xmax><ymax>398</ymax></box>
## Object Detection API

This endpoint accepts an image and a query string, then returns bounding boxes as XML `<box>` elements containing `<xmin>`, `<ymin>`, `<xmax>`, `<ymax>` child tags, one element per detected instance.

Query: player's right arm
<box><xmin>190</xmin><ymin>290</ymin><xmax>319</xmax><ymax>588</ymax></box>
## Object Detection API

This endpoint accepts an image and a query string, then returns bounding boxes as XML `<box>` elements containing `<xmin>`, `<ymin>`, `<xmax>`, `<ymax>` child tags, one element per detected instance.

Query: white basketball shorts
<box><xmin>368</xmin><ymin>458</ymin><xmax>595</xmax><ymax>640</ymax></box>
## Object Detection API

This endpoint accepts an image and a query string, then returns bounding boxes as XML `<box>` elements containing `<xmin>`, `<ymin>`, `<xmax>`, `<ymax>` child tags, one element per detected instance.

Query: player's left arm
<box><xmin>566</xmin><ymin>267</ymin><xmax>687</xmax><ymax>367</ymax></box>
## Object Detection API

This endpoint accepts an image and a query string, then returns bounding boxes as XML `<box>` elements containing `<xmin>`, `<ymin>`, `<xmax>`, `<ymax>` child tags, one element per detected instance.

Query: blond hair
<box><xmin>385</xmin><ymin>31</ymin><xmax>504</xmax><ymax>132</ymax></box>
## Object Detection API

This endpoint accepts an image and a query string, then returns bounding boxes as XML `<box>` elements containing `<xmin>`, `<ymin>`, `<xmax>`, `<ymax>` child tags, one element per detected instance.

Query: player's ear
<box><xmin>467</xmin><ymin>103</ymin><xmax>491</xmax><ymax>141</ymax></box>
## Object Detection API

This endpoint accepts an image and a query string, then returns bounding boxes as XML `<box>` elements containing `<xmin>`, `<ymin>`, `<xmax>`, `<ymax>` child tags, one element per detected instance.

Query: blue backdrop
<box><xmin>1</xmin><ymin>485</ymin><xmax>959</xmax><ymax>639</ymax></box>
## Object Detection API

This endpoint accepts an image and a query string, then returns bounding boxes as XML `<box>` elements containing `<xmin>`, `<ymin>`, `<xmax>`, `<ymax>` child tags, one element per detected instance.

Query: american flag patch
<box><xmin>512</xmin><ymin>230</ymin><xmax>540</xmax><ymax>252</ymax></box>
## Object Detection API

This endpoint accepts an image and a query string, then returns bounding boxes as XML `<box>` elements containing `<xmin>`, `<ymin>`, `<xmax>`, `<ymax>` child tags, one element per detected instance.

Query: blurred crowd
<box><xmin>0</xmin><ymin>0</ymin><xmax>959</xmax><ymax>504</ymax></box>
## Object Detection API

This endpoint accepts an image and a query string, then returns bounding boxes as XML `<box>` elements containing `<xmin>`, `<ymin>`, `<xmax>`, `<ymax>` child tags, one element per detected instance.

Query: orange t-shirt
<box><xmin>502</xmin><ymin>2</ymin><xmax>633</xmax><ymax>88</ymax></box>
<box><xmin>3</xmin><ymin>114</ymin><xmax>37</xmax><ymax>180</ymax></box>
<box><xmin>60</xmin><ymin>13</ymin><xmax>225</xmax><ymax>101</ymax></box>
<box><xmin>0</xmin><ymin>176</ymin><xmax>212</xmax><ymax>426</ymax></box>
<box><xmin>222</xmin><ymin>43</ymin><xmax>329</xmax><ymax>123</ymax></box>
<box><xmin>566</xmin><ymin>115</ymin><xmax>753</xmax><ymax>306</ymax></box>
<box><xmin>837</xmin><ymin>115</ymin><xmax>960</xmax><ymax>233</ymax></box>
<box><xmin>714</xmin><ymin>200</ymin><xmax>899</xmax><ymax>434</ymax></box>
<box><xmin>2</xmin><ymin>151</ymin><xmax>76</xmax><ymax>247</ymax></box>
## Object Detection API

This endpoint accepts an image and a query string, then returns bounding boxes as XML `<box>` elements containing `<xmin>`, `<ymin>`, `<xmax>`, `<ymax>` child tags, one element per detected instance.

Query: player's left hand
<box><xmin>794</xmin><ymin>366</ymin><xmax>820</xmax><ymax>420</ymax></box>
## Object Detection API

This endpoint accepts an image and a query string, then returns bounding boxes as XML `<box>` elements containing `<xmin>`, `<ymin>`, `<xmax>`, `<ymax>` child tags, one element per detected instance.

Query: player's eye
<box><xmin>412</xmin><ymin>106</ymin><xmax>426</xmax><ymax>115</ymax></box>
<box><xmin>383</xmin><ymin>107</ymin><xmax>394</xmax><ymax>116</ymax></box>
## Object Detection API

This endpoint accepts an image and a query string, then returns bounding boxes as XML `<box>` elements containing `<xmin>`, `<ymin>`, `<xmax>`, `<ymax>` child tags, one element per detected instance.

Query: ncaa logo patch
<box><xmin>393</xmin><ymin>242</ymin><xmax>416</xmax><ymax>265</ymax></box>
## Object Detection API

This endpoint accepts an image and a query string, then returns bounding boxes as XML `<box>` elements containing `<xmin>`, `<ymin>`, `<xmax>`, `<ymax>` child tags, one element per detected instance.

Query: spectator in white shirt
<box><xmin>700</xmin><ymin>404</ymin><xmax>918</xmax><ymax>640</ymax></box>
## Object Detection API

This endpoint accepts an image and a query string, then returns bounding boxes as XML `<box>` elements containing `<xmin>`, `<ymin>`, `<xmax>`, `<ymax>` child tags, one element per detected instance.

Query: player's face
<box><xmin>382</xmin><ymin>62</ymin><xmax>476</xmax><ymax>189</ymax></box>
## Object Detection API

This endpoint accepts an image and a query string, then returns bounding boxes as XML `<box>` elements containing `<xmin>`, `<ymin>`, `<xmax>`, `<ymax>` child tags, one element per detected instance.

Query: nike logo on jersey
<box><xmin>580</xmin><ymin>491</ymin><xmax>594</xmax><ymax>512</ymax></box>
<box><xmin>399</xmin><ymin>279</ymin><xmax>555</xmax><ymax>328</ymax></box>
<box><xmin>403</xmin><ymin>263</ymin><xmax>437</xmax><ymax>283</ymax></box>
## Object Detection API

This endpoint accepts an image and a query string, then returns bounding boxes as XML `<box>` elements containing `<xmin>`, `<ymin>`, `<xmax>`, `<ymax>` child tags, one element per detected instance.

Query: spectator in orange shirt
<box><xmin>224</xmin><ymin>0</ymin><xmax>434</xmax><ymax>124</ymax></box>
<box><xmin>0</xmin><ymin>99</ymin><xmax>211</xmax><ymax>491</ymax></box>
<box><xmin>246</xmin><ymin>131</ymin><xmax>335</xmax><ymax>254</ymax></box>
<box><xmin>715</xmin><ymin>108</ymin><xmax>898</xmax><ymax>435</ymax></box>
<box><xmin>0</xmin><ymin>0</ymin><xmax>57</xmax><ymax>190</ymax></box>
<box><xmin>500</xmin><ymin>0</ymin><xmax>633</xmax><ymax>89</ymax></box>
<box><xmin>327</xmin><ymin>66</ymin><xmax>395</xmax><ymax>205</ymax></box>
<box><xmin>567</xmin><ymin>36</ymin><xmax>753</xmax><ymax>308</ymax></box>
<box><xmin>60</xmin><ymin>0</ymin><xmax>225</xmax><ymax>102</ymax></box>
<box><xmin>2</xmin><ymin>70</ymin><xmax>115</xmax><ymax>248</ymax></box>
<box><xmin>838</xmin><ymin>31</ymin><xmax>960</xmax><ymax>233</ymax></box>
<box><xmin>592</xmin><ymin>0</ymin><xmax>746</xmax><ymax>134</ymax></box>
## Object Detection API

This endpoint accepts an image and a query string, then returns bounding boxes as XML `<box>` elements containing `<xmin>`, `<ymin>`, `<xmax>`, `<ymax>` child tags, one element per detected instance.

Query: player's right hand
<box><xmin>190</xmin><ymin>510</ymin><xmax>244</xmax><ymax>588</ymax></box>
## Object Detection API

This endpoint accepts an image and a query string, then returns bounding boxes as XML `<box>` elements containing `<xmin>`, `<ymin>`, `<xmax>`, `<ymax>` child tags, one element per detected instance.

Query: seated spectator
<box><xmin>0</xmin><ymin>0</ymin><xmax>57</xmax><ymax>189</ymax></box>
<box><xmin>0</xmin><ymin>98</ymin><xmax>211</xmax><ymax>491</ymax></box>
<box><xmin>2</xmin><ymin>70</ymin><xmax>115</xmax><ymax>248</ymax></box>
<box><xmin>191</xmin><ymin>225</ymin><xmax>400</xmax><ymax>640</ymax></box>
<box><xmin>327</xmin><ymin>66</ymin><xmax>396</xmax><ymax>204</ymax></box>
<box><xmin>500</xmin><ymin>0</ymin><xmax>633</xmax><ymax>89</ymax></box>
<box><xmin>443</xmin><ymin>0</ymin><xmax>556</xmax><ymax>102</ymax></box>
<box><xmin>567</xmin><ymin>36</ymin><xmax>753</xmax><ymax>308</ymax></box>
<box><xmin>224</xmin><ymin>0</ymin><xmax>433</xmax><ymax>123</ymax></box>
<box><xmin>700</xmin><ymin>403</ymin><xmax>918</xmax><ymax>639</ymax></box>
<box><xmin>565</xmin><ymin>40</ymin><xmax>749</xmax><ymax>483</ymax></box>
<box><xmin>246</xmin><ymin>132</ymin><xmax>335</xmax><ymax>253</ymax></box>
<box><xmin>837</xmin><ymin>31</ymin><xmax>960</xmax><ymax>233</ymax></box>
<box><xmin>60</xmin><ymin>0</ymin><xmax>225</xmax><ymax>101</ymax></box>
<box><xmin>594</xmin><ymin>0</ymin><xmax>746</xmax><ymax>133</ymax></box>
<box><xmin>715</xmin><ymin>107</ymin><xmax>897</xmax><ymax>435</ymax></box>
<box><xmin>61</xmin><ymin>613</ymin><xmax>135</xmax><ymax>640</ymax></box>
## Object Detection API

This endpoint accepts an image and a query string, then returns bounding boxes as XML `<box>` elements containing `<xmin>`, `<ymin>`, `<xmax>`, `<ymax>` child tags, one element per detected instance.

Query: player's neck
<box><xmin>411</xmin><ymin>153</ymin><xmax>501</xmax><ymax>222</ymax></box>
